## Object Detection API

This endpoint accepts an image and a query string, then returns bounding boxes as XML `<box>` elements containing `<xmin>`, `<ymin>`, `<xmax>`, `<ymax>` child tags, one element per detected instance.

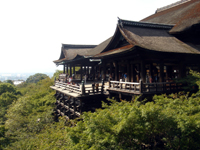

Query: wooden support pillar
<box><xmin>94</xmin><ymin>66</ymin><xmax>96</xmax><ymax>81</ymax></box>
<box><xmin>110</xmin><ymin>62</ymin><xmax>113</xmax><ymax>80</ymax></box>
<box><xmin>66</xmin><ymin>64</ymin><xmax>68</xmax><ymax>74</ymax></box>
<box><xmin>127</xmin><ymin>62</ymin><xmax>131</xmax><ymax>82</ymax></box>
<box><xmin>80</xmin><ymin>65</ymin><xmax>83</xmax><ymax>81</ymax></box>
<box><xmin>73</xmin><ymin>65</ymin><xmax>75</xmax><ymax>79</ymax></box>
<box><xmin>140</xmin><ymin>61</ymin><xmax>146</xmax><ymax>83</ymax></box>
<box><xmin>98</xmin><ymin>66</ymin><xmax>101</xmax><ymax>80</ymax></box>
<box><xmin>131</xmin><ymin>64</ymin><xmax>134</xmax><ymax>82</ymax></box>
<box><xmin>115</xmin><ymin>61</ymin><xmax>119</xmax><ymax>81</ymax></box>
<box><xmin>149</xmin><ymin>63</ymin><xmax>153</xmax><ymax>83</ymax></box>
<box><xmin>159</xmin><ymin>62</ymin><xmax>164</xmax><ymax>82</ymax></box>
<box><xmin>84</xmin><ymin>65</ymin><xmax>86</xmax><ymax>76</ymax></box>
<box><xmin>70</xmin><ymin>64</ymin><xmax>72</xmax><ymax>77</ymax></box>
<box><xmin>136</xmin><ymin>64</ymin><xmax>140</xmax><ymax>82</ymax></box>
<box><xmin>86</xmin><ymin>66</ymin><xmax>88</xmax><ymax>75</ymax></box>
<box><xmin>92</xmin><ymin>66</ymin><xmax>95</xmax><ymax>81</ymax></box>
<box><xmin>102</xmin><ymin>62</ymin><xmax>106</xmax><ymax>80</ymax></box>
<box><xmin>63</xmin><ymin>64</ymin><xmax>66</xmax><ymax>73</ymax></box>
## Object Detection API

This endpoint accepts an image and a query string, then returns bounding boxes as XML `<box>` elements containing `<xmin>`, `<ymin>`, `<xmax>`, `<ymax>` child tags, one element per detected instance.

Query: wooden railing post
<box><xmin>109</xmin><ymin>79</ymin><xmax>111</xmax><ymax>88</ymax></box>
<box><xmin>101</xmin><ymin>79</ymin><xmax>104</xmax><ymax>94</ymax></box>
<box><xmin>134</xmin><ymin>84</ymin><xmax>136</xmax><ymax>92</ymax></box>
<box><xmin>81</xmin><ymin>80</ymin><xmax>85</xmax><ymax>95</ymax></box>
<box><xmin>139</xmin><ymin>80</ymin><xmax>143</xmax><ymax>93</ymax></box>
<box><xmin>92</xmin><ymin>83</ymin><xmax>95</xmax><ymax>93</ymax></box>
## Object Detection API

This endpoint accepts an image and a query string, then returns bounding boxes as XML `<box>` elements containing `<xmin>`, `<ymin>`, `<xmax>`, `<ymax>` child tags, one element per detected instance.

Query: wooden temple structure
<box><xmin>51</xmin><ymin>0</ymin><xmax>200</xmax><ymax>119</ymax></box>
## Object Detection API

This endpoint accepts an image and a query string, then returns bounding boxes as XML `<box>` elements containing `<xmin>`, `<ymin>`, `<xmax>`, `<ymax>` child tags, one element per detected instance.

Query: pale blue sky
<box><xmin>0</xmin><ymin>0</ymin><xmax>178</xmax><ymax>73</ymax></box>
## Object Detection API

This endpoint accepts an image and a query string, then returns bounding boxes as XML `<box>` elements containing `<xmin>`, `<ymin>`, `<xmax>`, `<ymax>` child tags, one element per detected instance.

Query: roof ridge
<box><xmin>156</xmin><ymin>0</ymin><xmax>191</xmax><ymax>13</ymax></box>
<box><xmin>62</xmin><ymin>44</ymin><xmax>97</xmax><ymax>48</ymax></box>
<box><xmin>118</xmin><ymin>18</ymin><xmax>174</xmax><ymax>29</ymax></box>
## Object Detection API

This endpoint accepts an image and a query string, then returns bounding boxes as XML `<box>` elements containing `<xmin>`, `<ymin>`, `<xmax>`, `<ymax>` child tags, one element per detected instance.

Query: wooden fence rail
<box><xmin>54</xmin><ymin>79</ymin><xmax>105</xmax><ymax>95</ymax></box>
<box><xmin>108</xmin><ymin>80</ymin><xmax>182</xmax><ymax>94</ymax></box>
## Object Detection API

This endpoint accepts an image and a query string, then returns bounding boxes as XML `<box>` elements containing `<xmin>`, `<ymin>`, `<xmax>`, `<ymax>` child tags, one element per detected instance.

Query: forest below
<box><xmin>0</xmin><ymin>70</ymin><xmax>200</xmax><ymax>149</ymax></box>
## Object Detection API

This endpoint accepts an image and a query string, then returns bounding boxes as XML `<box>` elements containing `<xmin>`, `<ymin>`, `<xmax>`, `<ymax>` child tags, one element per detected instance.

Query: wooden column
<box><xmin>110</xmin><ymin>62</ymin><xmax>113</xmax><ymax>80</ymax></box>
<box><xmin>80</xmin><ymin>65</ymin><xmax>83</xmax><ymax>81</ymax></box>
<box><xmin>98</xmin><ymin>66</ymin><xmax>101</xmax><ymax>80</ymax></box>
<box><xmin>63</xmin><ymin>64</ymin><xmax>66</xmax><ymax>73</ymax></box>
<box><xmin>115</xmin><ymin>61</ymin><xmax>119</xmax><ymax>81</ymax></box>
<box><xmin>140</xmin><ymin>61</ymin><xmax>146</xmax><ymax>83</ymax></box>
<box><xmin>94</xmin><ymin>66</ymin><xmax>96</xmax><ymax>81</ymax></box>
<box><xmin>84</xmin><ymin>65</ymin><xmax>86</xmax><ymax>76</ymax></box>
<box><xmin>70</xmin><ymin>64</ymin><xmax>72</xmax><ymax>76</ymax></box>
<box><xmin>127</xmin><ymin>62</ymin><xmax>131</xmax><ymax>82</ymax></box>
<box><xmin>131</xmin><ymin>64</ymin><xmax>134</xmax><ymax>82</ymax></box>
<box><xmin>136</xmin><ymin>64</ymin><xmax>140</xmax><ymax>82</ymax></box>
<box><xmin>159</xmin><ymin>62</ymin><xmax>164</xmax><ymax>82</ymax></box>
<box><xmin>149</xmin><ymin>63</ymin><xmax>153</xmax><ymax>83</ymax></box>
<box><xmin>73</xmin><ymin>65</ymin><xmax>75</xmax><ymax>79</ymax></box>
<box><xmin>86</xmin><ymin>66</ymin><xmax>88</xmax><ymax>75</ymax></box>
<box><xmin>66</xmin><ymin>64</ymin><xmax>68</xmax><ymax>74</ymax></box>
<box><xmin>102</xmin><ymin>62</ymin><xmax>106</xmax><ymax>80</ymax></box>
<box><xmin>92</xmin><ymin>66</ymin><xmax>95</xmax><ymax>81</ymax></box>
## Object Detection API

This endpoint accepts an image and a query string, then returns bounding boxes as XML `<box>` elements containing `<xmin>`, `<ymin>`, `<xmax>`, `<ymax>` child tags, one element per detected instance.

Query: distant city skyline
<box><xmin>0</xmin><ymin>72</ymin><xmax>54</xmax><ymax>82</ymax></box>
<box><xmin>0</xmin><ymin>0</ymin><xmax>178</xmax><ymax>73</ymax></box>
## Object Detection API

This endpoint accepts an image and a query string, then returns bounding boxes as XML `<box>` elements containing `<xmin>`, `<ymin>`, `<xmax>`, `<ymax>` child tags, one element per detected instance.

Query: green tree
<box><xmin>0</xmin><ymin>83</ymin><xmax>21</xmax><ymax>124</ymax></box>
<box><xmin>3</xmin><ymin>71</ymin><xmax>200</xmax><ymax>149</ymax></box>
<box><xmin>26</xmin><ymin>73</ymin><xmax>48</xmax><ymax>84</ymax></box>
<box><xmin>5</xmin><ymin>77</ymin><xmax>55</xmax><ymax>141</ymax></box>
<box><xmin>3</xmin><ymin>80</ymin><xmax>13</xmax><ymax>85</ymax></box>
<box><xmin>53</xmin><ymin>70</ymin><xmax>63</xmax><ymax>80</ymax></box>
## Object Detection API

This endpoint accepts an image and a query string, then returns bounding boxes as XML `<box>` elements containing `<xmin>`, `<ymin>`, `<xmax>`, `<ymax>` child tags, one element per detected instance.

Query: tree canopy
<box><xmin>1</xmin><ymin>71</ymin><xmax>200</xmax><ymax>149</ymax></box>
<box><xmin>26</xmin><ymin>73</ymin><xmax>48</xmax><ymax>83</ymax></box>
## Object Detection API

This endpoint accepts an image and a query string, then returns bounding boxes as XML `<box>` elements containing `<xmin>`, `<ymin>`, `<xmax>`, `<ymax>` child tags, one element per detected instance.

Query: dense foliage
<box><xmin>3</xmin><ymin>80</ymin><xmax>13</xmax><ymax>85</ymax></box>
<box><xmin>0</xmin><ymin>83</ymin><xmax>21</xmax><ymax>149</ymax></box>
<box><xmin>26</xmin><ymin>73</ymin><xmax>48</xmax><ymax>84</ymax></box>
<box><xmin>0</xmin><ymin>70</ymin><xmax>200</xmax><ymax>149</ymax></box>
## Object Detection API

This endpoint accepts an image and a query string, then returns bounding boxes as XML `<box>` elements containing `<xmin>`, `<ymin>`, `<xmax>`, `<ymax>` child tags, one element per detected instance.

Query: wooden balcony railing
<box><xmin>108</xmin><ymin>80</ymin><xmax>182</xmax><ymax>94</ymax></box>
<box><xmin>54</xmin><ymin>79</ymin><xmax>105</xmax><ymax>96</ymax></box>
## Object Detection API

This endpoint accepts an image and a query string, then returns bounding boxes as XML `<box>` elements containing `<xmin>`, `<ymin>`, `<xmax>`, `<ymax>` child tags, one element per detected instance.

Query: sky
<box><xmin>0</xmin><ymin>0</ymin><xmax>178</xmax><ymax>73</ymax></box>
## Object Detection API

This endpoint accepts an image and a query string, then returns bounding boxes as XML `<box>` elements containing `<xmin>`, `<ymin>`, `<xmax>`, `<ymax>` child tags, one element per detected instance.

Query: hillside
<box><xmin>0</xmin><ymin>70</ymin><xmax>200</xmax><ymax>149</ymax></box>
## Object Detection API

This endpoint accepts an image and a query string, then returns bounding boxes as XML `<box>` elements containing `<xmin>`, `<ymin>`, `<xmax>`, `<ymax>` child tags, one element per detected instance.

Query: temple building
<box><xmin>54</xmin><ymin>0</ymin><xmax>200</xmax><ymax>84</ymax></box>
<box><xmin>51</xmin><ymin>0</ymin><xmax>200</xmax><ymax>119</ymax></box>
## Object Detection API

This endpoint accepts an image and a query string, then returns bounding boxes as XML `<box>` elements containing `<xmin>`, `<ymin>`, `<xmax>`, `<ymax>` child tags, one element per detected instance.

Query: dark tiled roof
<box><xmin>84</xmin><ymin>37</ymin><xmax>113</xmax><ymax>56</ymax></box>
<box><xmin>94</xmin><ymin>45</ymin><xmax>134</xmax><ymax>58</ymax></box>
<box><xmin>53</xmin><ymin>44</ymin><xmax>97</xmax><ymax>63</ymax></box>
<box><xmin>119</xmin><ymin>25</ymin><xmax>200</xmax><ymax>54</ymax></box>
<box><xmin>141</xmin><ymin>0</ymin><xmax>200</xmax><ymax>33</ymax></box>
